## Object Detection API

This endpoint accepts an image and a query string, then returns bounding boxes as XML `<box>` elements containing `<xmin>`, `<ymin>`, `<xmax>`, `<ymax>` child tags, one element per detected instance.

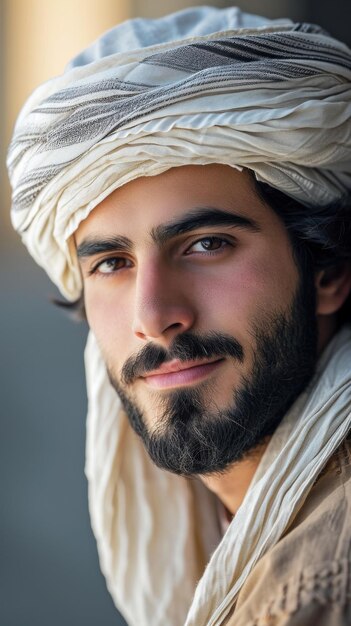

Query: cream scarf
<box><xmin>7</xmin><ymin>8</ymin><xmax>351</xmax><ymax>301</ymax></box>
<box><xmin>84</xmin><ymin>324</ymin><xmax>351</xmax><ymax>626</ymax></box>
<box><xmin>6</xmin><ymin>6</ymin><xmax>351</xmax><ymax>625</ymax></box>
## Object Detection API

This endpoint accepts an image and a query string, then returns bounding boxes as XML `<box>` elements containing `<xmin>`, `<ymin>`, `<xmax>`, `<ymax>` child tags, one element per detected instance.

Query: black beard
<box><xmin>107</xmin><ymin>271</ymin><xmax>318</xmax><ymax>476</ymax></box>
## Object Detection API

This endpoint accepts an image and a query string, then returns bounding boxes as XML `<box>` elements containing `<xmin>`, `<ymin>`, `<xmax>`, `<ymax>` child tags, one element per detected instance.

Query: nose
<box><xmin>132</xmin><ymin>259</ymin><xmax>196</xmax><ymax>343</ymax></box>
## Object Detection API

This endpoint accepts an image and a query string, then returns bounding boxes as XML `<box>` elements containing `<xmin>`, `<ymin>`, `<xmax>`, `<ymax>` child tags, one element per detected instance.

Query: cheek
<box><xmin>85</xmin><ymin>288</ymin><xmax>133</xmax><ymax>366</ymax></box>
<box><xmin>196</xmin><ymin>253</ymin><xmax>297</xmax><ymax>332</ymax></box>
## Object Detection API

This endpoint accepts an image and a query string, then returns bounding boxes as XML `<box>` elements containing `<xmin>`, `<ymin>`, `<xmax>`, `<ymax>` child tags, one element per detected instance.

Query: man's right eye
<box><xmin>89</xmin><ymin>257</ymin><xmax>130</xmax><ymax>275</ymax></box>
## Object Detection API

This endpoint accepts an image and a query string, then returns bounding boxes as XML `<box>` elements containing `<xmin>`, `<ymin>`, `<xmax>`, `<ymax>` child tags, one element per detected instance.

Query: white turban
<box><xmin>7</xmin><ymin>6</ymin><xmax>351</xmax><ymax>300</ymax></box>
<box><xmin>7</xmin><ymin>7</ymin><xmax>351</xmax><ymax>626</ymax></box>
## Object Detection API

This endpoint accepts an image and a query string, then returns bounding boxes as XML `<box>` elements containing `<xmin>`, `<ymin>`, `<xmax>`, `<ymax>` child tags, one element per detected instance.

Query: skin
<box><xmin>75</xmin><ymin>164</ymin><xmax>351</xmax><ymax>515</ymax></box>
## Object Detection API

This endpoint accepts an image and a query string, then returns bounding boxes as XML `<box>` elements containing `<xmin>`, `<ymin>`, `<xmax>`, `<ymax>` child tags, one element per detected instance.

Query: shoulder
<box><xmin>230</xmin><ymin>436</ymin><xmax>351</xmax><ymax>626</ymax></box>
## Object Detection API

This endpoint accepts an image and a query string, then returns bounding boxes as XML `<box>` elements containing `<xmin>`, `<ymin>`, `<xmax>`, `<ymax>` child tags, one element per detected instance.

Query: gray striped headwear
<box><xmin>7</xmin><ymin>6</ymin><xmax>351</xmax><ymax>300</ymax></box>
<box><xmin>7</xmin><ymin>9</ymin><xmax>351</xmax><ymax>626</ymax></box>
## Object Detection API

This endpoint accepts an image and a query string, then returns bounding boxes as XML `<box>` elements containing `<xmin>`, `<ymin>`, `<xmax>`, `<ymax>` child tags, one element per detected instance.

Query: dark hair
<box><xmin>52</xmin><ymin>292</ymin><xmax>87</xmax><ymax>322</ymax></box>
<box><xmin>55</xmin><ymin>176</ymin><xmax>351</xmax><ymax>325</ymax></box>
<box><xmin>252</xmin><ymin>178</ymin><xmax>351</xmax><ymax>326</ymax></box>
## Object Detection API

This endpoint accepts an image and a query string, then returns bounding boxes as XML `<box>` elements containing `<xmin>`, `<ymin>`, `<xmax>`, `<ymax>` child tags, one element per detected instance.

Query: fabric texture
<box><xmin>7</xmin><ymin>6</ymin><xmax>351</xmax><ymax>300</ymax></box>
<box><xmin>6</xmin><ymin>6</ymin><xmax>351</xmax><ymax>626</ymax></box>
<box><xmin>84</xmin><ymin>323</ymin><xmax>351</xmax><ymax>626</ymax></box>
<box><xmin>228</xmin><ymin>433</ymin><xmax>351</xmax><ymax>625</ymax></box>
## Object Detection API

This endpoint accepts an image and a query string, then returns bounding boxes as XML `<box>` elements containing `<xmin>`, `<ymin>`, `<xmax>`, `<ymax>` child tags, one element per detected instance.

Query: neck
<box><xmin>199</xmin><ymin>442</ymin><xmax>269</xmax><ymax>515</ymax></box>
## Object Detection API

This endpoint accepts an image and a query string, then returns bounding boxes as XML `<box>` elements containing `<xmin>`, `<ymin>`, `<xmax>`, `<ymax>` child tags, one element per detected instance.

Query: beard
<box><xmin>106</xmin><ymin>269</ymin><xmax>318</xmax><ymax>477</ymax></box>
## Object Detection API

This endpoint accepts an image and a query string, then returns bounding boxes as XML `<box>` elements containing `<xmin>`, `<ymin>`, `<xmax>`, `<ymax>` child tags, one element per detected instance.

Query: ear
<box><xmin>315</xmin><ymin>262</ymin><xmax>351</xmax><ymax>315</ymax></box>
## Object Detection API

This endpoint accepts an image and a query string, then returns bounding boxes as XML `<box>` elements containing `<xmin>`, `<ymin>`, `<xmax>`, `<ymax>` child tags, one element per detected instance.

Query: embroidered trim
<box><xmin>251</xmin><ymin>559</ymin><xmax>350</xmax><ymax>626</ymax></box>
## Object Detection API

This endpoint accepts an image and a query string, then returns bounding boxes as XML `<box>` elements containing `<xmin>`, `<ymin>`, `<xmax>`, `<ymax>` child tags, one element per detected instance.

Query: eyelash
<box><xmin>88</xmin><ymin>236</ymin><xmax>232</xmax><ymax>277</ymax></box>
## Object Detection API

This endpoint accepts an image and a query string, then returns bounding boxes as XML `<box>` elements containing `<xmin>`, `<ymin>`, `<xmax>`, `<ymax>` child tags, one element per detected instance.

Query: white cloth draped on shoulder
<box><xmin>84</xmin><ymin>325</ymin><xmax>351</xmax><ymax>626</ymax></box>
<box><xmin>6</xmin><ymin>6</ymin><xmax>351</xmax><ymax>626</ymax></box>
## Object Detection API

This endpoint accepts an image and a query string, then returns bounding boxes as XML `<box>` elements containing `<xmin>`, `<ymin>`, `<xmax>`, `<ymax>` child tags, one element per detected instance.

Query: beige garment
<box><xmin>226</xmin><ymin>434</ymin><xmax>351</xmax><ymax>626</ymax></box>
<box><xmin>84</xmin><ymin>324</ymin><xmax>351</xmax><ymax>626</ymax></box>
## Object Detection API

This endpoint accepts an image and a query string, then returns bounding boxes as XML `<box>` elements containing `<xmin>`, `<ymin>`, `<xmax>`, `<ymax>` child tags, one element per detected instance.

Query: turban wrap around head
<box><xmin>7</xmin><ymin>5</ymin><xmax>351</xmax><ymax>301</ymax></box>
<box><xmin>7</xmin><ymin>7</ymin><xmax>351</xmax><ymax>626</ymax></box>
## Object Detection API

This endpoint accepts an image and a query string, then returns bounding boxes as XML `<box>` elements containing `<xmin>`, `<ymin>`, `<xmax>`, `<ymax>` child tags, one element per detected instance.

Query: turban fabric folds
<box><xmin>7</xmin><ymin>7</ymin><xmax>351</xmax><ymax>626</ymax></box>
<box><xmin>7</xmin><ymin>6</ymin><xmax>351</xmax><ymax>300</ymax></box>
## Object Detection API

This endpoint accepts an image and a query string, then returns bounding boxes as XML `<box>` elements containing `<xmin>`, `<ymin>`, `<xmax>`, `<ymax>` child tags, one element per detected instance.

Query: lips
<box><xmin>141</xmin><ymin>358</ymin><xmax>224</xmax><ymax>389</ymax></box>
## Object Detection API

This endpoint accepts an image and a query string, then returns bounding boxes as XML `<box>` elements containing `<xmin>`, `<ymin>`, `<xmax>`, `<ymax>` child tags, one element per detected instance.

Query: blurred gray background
<box><xmin>1</xmin><ymin>1</ymin><xmax>350</xmax><ymax>625</ymax></box>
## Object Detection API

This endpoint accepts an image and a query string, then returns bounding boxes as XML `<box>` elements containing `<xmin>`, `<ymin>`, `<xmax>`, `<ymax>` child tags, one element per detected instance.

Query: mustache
<box><xmin>121</xmin><ymin>331</ymin><xmax>244</xmax><ymax>385</ymax></box>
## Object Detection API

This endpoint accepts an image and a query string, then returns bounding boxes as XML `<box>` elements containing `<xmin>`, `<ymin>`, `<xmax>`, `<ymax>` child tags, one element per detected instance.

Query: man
<box><xmin>7</xmin><ymin>6</ymin><xmax>351</xmax><ymax>626</ymax></box>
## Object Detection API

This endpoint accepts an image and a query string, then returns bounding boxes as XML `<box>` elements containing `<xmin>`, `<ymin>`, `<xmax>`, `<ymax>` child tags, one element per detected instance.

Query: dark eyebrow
<box><xmin>76</xmin><ymin>207</ymin><xmax>260</xmax><ymax>259</ymax></box>
<box><xmin>77</xmin><ymin>235</ymin><xmax>132</xmax><ymax>259</ymax></box>
<box><xmin>151</xmin><ymin>207</ymin><xmax>261</xmax><ymax>245</ymax></box>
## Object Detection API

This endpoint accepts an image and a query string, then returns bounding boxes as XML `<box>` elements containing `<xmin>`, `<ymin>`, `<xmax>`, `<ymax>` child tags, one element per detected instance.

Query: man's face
<box><xmin>75</xmin><ymin>165</ymin><xmax>318</xmax><ymax>475</ymax></box>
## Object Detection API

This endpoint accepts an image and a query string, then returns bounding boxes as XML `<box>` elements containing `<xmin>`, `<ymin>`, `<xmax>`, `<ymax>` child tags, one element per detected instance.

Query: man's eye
<box><xmin>90</xmin><ymin>257</ymin><xmax>128</xmax><ymax>275</ymax></box>
<box><xmin>186</xmin><ymin>236</ymin><xmax>229</xmax><ymax>254</ymax></box>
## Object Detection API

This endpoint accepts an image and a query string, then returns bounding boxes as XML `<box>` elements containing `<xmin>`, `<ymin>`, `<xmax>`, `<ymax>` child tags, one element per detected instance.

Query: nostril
<box><xmin>134</xmin><ymin>330</ymin><xmax>148</xmax><ymax>340</ymax></box>
<box><xmin>168</xmin><ymin>322</ymin><xmax>183</xmax><ymax>331</ymax></box>
<box><xmin>133</xmin><ymin>301</ymin><xmax>196</xmax><ymax>340</ymax></box>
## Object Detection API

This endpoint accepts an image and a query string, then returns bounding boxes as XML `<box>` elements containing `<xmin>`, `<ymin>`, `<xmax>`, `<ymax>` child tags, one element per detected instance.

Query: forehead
<box><xmin>75</xmin><ymin>164</ymin><xmax>282</xmax><ymax>243</ymax></box>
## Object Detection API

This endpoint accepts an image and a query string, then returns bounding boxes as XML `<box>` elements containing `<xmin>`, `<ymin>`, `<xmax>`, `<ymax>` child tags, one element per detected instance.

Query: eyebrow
<box><xmin>76</xmin><ymin>207</ymin><xmax>261</xmax><ymax>259</ymax></box>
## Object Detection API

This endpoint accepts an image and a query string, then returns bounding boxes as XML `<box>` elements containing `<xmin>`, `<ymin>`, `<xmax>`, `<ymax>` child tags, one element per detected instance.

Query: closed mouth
<box><xmin>141</xmin><ymin>358</ymin><xmax>225</xmax><ymax>389</ymax></box>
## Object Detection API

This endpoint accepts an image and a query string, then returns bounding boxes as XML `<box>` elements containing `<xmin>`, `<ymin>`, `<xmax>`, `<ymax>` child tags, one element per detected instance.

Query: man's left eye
<box><xmin>186</xmin><ymin>237</ymin><xmax>228</xmax><ymax>254</ymax></box>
